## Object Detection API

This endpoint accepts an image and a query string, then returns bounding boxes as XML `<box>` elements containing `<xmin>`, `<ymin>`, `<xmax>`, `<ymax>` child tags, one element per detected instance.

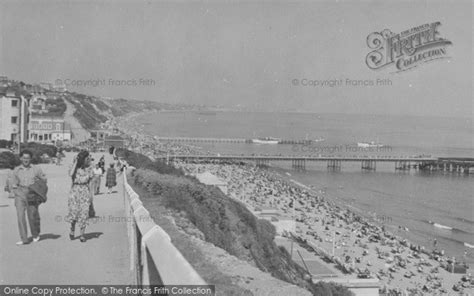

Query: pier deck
<box><xmin>155</xmin><ymin>155</ymin><xmax>474</xmax><ymax>173</ymax></box>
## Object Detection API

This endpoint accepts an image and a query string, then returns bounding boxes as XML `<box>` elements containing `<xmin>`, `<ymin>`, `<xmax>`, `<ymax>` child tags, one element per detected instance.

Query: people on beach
<box><xmin>171</xmin><ymin>160</ymin><xmax>471</xmax><ymax>294</ymax></box>
<box><xmin>65</xmin><ymin>150</ymin><xmax>94</xmax><ymax>242</ymax></box>
<box><xmin>10</xmin><ymin>149</ymin><xmax>47</xmax><ymax>245</ymax></box>
<box><xmin>92</xmin><ymin>164</ymin><xmax>103</xmax><ymax>194</ymax></box>
<box><xmin>105</xmin><ymin>163</ymin><xmax>117</xmax><ymax>194</ymax></box>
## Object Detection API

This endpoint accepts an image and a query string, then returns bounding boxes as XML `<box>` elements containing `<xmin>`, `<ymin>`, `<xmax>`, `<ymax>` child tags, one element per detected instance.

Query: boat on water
<box><xmin>252</xmin><ymin>137</ymin><xmax>280</xmax><ymax>144</ymax></box>
<box><xmin>314</xmin><ymin>137</ymin><xmax>325</xmax><ymax>142</ymax></box>
<box><xmin>304</xmin><ymin>134</ymin><xmax>325</xmax><ymax>143</ymax></box>
<box><xmin>357</xmin><ymin>141</ymin><xmax>384</xmax><ymax>148</ymax></box>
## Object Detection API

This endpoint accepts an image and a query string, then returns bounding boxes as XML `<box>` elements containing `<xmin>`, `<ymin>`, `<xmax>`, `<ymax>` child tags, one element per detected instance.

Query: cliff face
<box><xmin>60</xmin><ymin>93</ymin><xmax>195</xmax><ymax>133</ymax></box>
<box><xmin>60</xmin><ymin>93</ymin><xmax>165</xmax><ymax>142</ymax></box>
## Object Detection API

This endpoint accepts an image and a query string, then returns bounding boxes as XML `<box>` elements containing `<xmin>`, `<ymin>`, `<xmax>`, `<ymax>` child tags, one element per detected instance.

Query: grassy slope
<box><xmin>118</xmin><ymin>149</ymin><xmax>353</xmax><ymax>296</ymax></box>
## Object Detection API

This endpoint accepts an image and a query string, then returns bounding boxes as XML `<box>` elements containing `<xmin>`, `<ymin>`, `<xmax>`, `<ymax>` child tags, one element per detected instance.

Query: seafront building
<box><xmin>0</xmin><ymin>88</ymin><xmax>29</xmax><ymax>143</ymax></box>
<box><xmin>0</xmin><ymin>79</ymin><xmax>73</xmax><ymax>145</ymax></box>
<box><xmin>28</xmin><ymin>114</ymin><xmax>72</xmax><ymax>143</ymax></box>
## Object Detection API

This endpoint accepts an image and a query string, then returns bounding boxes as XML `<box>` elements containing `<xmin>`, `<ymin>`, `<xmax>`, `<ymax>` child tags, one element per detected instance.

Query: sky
<box><xmin>1</xmin><ymin>0</ymin><xmax>472</xmax><ymax>117</ymax></box>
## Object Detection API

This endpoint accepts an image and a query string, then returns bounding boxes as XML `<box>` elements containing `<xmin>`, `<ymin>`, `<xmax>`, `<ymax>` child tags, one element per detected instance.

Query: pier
<box><xmin>158</xmin><ymin>155</ymin><xmax>474</xmax><ymax>174</ymax></box>
<box><xmin>155</xmin><ymin>137</ymin><xmax>315</xmax><ymax>145</ymax></box>
<box><xmin>156</xmin><ymin>136</ymin><xmax>249</xmax><ymax>143</ymax></box>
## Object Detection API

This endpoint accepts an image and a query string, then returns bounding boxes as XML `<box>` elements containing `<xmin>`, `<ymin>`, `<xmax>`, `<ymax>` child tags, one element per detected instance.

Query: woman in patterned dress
<box><xmin>66</xmin><ymin>150</ymin><xmax>93</xmax><ymax>242</ymax></box>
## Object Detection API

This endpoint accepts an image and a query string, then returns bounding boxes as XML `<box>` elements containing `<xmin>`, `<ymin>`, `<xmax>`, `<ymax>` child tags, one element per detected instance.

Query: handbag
<box><xmin>27</xmin><ymin>191</ymin><xmax>42</xmax><ymax>205</ymax></box>
<box><xmin>28</xmin><ymin>179</ymin><xmax>48</xmax><ymax>204</ymax></box>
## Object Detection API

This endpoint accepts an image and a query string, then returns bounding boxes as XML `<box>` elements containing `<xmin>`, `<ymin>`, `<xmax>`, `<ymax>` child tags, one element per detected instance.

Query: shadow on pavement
<box><xmin>83</xmin><ymin>232</ymin><xmax>104</xmax><ymax>240</ymax></box>
<box><xmin>39</xmin><ymin>233</ymin><xmax>61</xmax><ymax>240</ymax></box>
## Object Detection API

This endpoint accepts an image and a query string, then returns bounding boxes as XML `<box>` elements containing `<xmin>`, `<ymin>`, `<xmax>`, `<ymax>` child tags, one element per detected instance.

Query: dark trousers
<box><xmin>15</xmin><ymin>195</ymin><xmax>40</xmax><ymax>242</ymax></box>
<box><xmin>92</xmin><ymin>176</ymin><xmax>101</xmax><ymax>194</ymax></box>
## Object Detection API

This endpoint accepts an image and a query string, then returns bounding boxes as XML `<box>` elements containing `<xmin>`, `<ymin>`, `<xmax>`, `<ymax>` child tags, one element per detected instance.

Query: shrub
<box><xmin>116</xmin><ymin>148</ymin><xmax>184</xmax><ymax>176</ymax></box>
<box><xmin>0</xmin><ymin>152</ymin><xmax>20</xmax><ymax>169</ymax></box>
<box><xmin>21</xmin><ymin>143</ymin><xmax>58</xmax><ymax>164</ymax></box>
<box><xmin>44</xmin><ymin>97</ymin><xmax>67</xmax><ymax>116</ymax></box>
<box><xmin>131</xmin><ymin>168</ymin><xmax>313</xmax><ymax>291</ymax></box>
<box><xmin>0</xmin><ymin>140</ymin><xmax>13</xmax><ymax>149</ymax></box>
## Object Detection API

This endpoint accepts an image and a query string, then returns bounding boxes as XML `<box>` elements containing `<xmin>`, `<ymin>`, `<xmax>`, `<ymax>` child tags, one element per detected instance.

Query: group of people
<box><xmin>91</xmin><ymin>155</ymin><xmax>118</xmax><ymax>195</ymax></box>
<box><xmin>4</xmin><ymin>149</ymin><xmax>119</xmax><ymax>245</ymax></box>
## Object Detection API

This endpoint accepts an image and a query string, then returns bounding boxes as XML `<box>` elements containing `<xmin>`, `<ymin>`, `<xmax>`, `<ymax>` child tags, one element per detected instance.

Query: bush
<box><xmin>116</xmin><ymin>148</ymin><xmax>184</xmax><ymax>176</ymax></box>
<box><xmin>21</xmin><ymin>143</ymin><xmax>58</xmax><ymax>164</ymax></box>
<box><xmin>132</xmin><ymin>168</ymin><xmax>352</xmax><ymax>295</ymax></box>
<box><xmin>0</xmin><ymin>140</ymin><xmax>13</xmax><ymax>149</ymax></box>
<box><xmin>44</xmin><ymin>97</ymin><xmax>67</xmax><ymax>116</ymax></box>
<box><xmin>0</xmin><ymin>152</ymin><xmax>20</xmax><ymax>169</ymax></box>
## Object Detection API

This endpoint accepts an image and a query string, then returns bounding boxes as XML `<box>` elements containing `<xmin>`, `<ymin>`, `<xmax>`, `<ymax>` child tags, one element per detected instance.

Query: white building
<box><xmin>28</xmin><ymin>115</ymin><xmax>72</xmax><ymax>143</ymax></box>
<box><xmin>0</xmin><ymin>89</ymin><xmax>28</xmax><ymax>143</ymax></box>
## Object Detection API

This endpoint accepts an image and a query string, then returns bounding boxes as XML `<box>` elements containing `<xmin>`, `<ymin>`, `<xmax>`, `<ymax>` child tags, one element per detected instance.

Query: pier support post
<box><xmin>256</xmin><ymin>159</ymin><xmax>262</xmax><ymax>168</ymax></box>
<box><xmin>256</xmin><ymin>159</ymin><xmax>270</xmax><ymax>168</ymax></box>
<box><xmin>362</xmin><ymin>160</ymin><xmax>376</xmax><ymax>171</ymax></box>
<box><xmin>327</xmin><ymin>160</ymin><xmax>341</xmax><ymax>171</ymax></box>
<box><xmin>463</xmin><ymin>166</ymin><xmax>470</xmax><ymax>175</ymax></box>
<box><xmin>395</xmin><ymin>161</ymin><xmax>410</xmax><ymax>171</ymax></box>
<box><xmin>292</xmin><ymin>159</ymin><xmax>306</xmax><ymax>171</ymax></box>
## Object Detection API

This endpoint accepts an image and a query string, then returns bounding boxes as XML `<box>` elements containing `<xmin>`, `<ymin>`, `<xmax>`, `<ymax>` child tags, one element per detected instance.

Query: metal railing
<box><xmin>122</xmin><ymin>170</ymin><xmax>207</xmax><ymax>286</ymax></box>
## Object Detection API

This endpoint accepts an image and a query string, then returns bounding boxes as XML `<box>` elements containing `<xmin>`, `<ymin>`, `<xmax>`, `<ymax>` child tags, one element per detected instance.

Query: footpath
<box><xmin>0</xmin><ymin>152</ymin><xmax>132</xmax><ymax>285</ymax></box>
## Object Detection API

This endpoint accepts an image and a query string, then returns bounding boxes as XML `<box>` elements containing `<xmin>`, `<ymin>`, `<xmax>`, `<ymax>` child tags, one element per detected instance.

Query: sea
<box><xmin>134</xmin><ymin>111</ymin><xmax>474</xmax><ymax>264</ymax></box>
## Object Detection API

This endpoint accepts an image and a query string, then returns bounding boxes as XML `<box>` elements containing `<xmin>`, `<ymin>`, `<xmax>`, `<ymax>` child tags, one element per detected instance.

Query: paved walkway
<box><xmin>0</xmin><ymin>152</ymin><xmax>132</xmax><ymax>284</ymax></box>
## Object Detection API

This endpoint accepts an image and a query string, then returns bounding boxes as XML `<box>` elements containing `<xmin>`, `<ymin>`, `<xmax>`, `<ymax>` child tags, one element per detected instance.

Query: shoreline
<box><xmin>107</xmin><ymin>113</ymin><xmax>473</xmax><ymax>295</ymax></box>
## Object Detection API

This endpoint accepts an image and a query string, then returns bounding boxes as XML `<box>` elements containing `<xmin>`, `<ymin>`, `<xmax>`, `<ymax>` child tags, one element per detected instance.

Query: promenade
<box><xmin>0</xmin><ymin>152</ymin><xmax>132</xmax><ymax>285</ymax></box>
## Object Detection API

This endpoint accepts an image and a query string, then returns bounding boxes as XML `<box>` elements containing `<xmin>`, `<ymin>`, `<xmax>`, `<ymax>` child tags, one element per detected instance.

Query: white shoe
<box><xmin>16</xmin><ymin>241</ymin><xmax>27</xmax><ymax>245</ymax></box>
<box><xmin>33</xmin><ymin>236</ymin><xmax>40</xmax><ymax>243</ymax></box>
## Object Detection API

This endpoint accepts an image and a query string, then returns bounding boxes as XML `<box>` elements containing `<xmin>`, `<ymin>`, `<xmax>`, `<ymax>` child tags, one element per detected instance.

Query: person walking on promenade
<box><xmin>11</xmin><ymin>150</ymin><xmax>47</xmax><ymax>245</ymax></box>
<box><xmin>105</xmin><ymin>163</ymin><xmax>117</xmax><ymax>194</ymax></box>
<box><xmin>56</xmin><ymin>150</ymin><xmax>63</xmax><ymax>166</ymax></box>
<box><xmin>98</xmin><ymin>156</ymin><xmax>105</xmax><ymax>174</ymax></box>
<box><xmin>92</xmin><ymin>164</ymin><xmax>103</xmax><ymax>194</ymax></box>
<box><xmin>65</xmin><ymin>150</ymin><xmax>94</xmax><ymax>242</ymax></box>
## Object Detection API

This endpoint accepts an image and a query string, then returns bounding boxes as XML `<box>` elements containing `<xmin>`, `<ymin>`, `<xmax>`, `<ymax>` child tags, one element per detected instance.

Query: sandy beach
<box><xmin>173</xmin><ymin>161</ymin><xmax>473</xmax><ymax>295</ymax></box>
